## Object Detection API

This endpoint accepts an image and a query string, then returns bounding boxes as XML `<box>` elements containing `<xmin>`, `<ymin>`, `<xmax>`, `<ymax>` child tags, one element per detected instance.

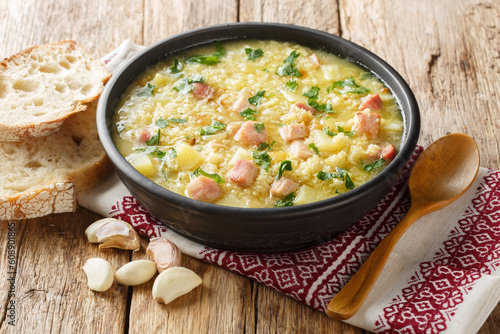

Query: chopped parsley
<box><xmin>186</xmin><ymin>41</ymin><xmax>225</xmax><ymax>65</ymax></box>
<box><xmin>249</xmin><ymin>91</ymin><xmax>266</xmax><ymax>106</ymax></box>
<box><xmin>314</xmin><ymin>109</ymin><xmax>337</xmax><ymax>118</ymax></box>
<box><xmin>308</xmin><ymin>143</ymin><xmax>319</xmax><ymax>155</ymax></box>
<box><xmin>155</xmin><ymin>117</ymin><xmax>169</xmax><ymax>128</ymax></box>
<box><xmin>166</xmin><ymin>147</ymin><xmax>177</xmax><ymax>159</ymax></box>
<box><xmin>285</xmin><ymin>79</ymin><xmax>298</xmax><ymax>92</ymax></box>
<box><xmin>173</xmin><ymin>76</ymin><xmax>204</xmax><ymax>95</ymax></box>
<box><xmin>362</xmin><ymin>158</ymin><xmax>386</xmax><ymax>172</ymax></box>
<box><xmin>275</xmin><ymin>193</ymin><xmax>296</xmax><ymax>207</ymax></box>
<box><xmin>116</xmin><ymin>121</ymin><xmax>125</xmax><ymax>133</ymax></box>
<box><xmin>252</xmin><ymin>151</ymin><xmax>271</xmax><ymax>171</ymax></box>
<box><xmin>276</xmin><ymin>50</ymin><xmax>302</xmax><ymax>77</ymax></box>
<box><xmin>245</xmin><ymin>47</ymin><xmax>264</xmax><ymax>61</ymax></box>
<box><xmin>317</xmin><ymin>168</ymin><xmax>355</xmax><ymax>190</ymax></box>
<box><xmin>323</xmin><ymin>126</ymin><xmax>336</xmax><ymax>137</ymax></box>
<box><xmin>361</xmin><ymin>72</ymin><xmax>376</xmax><ymax>80</ymax></box>
<box><xmin>258</xmin><ymin>140</ymin><xmax>276</xmax><ymax>151</ymax></box>
<box><xmin>192</xmin><ymin>167</ymin><xmax>225</xmax><ymax>184</ymax></box>
<box><xmin>331</xmin><ymin>77</ymin><xmax>370</xmax><ymax>94</ymax></box>
<box><xmin>276</xmin><ymin>160</ymin><xmax>293</xmax><ymax>180</ymax></box>
<box><xmin>307</xmin><ymin>100</ymin><xmax>333</xmax><ymax>112</ymax></box>
<box><xmin>240</xmin><ymin>108</ymin><xmax>257</xmax><ymax>121</ymax></box>
<box><xmin>168</xmin><ymin>118</ymin><xmax>188</xmax><ymax>123</ymax></box>
<box><xmin>253</xmin><ymin>123</ymin><xmax>265</xmax><ymax>133</ymax></box>
<box><xmin>337</xmin><ymin>126</ymin><xmax>355</xmax><ymax>137</ymax></box>
<box><xmin>303</xmin><ymin>86</ymin><xmax>320</xmax><ymax>100</ymax></box>
<box><xmin>146</xmin><ymin>129</ymin><xmax>161</xmax><ymax>146</ymax></box>
<box><xmin>170</xmin><ymin>58</ymin><xmax>183</xmax><ymax>74</ymax></box>
<box><xmin>200</xmin><ymin>120</ymin><xmax>226</xmax><ymax>135</ymax></box>
<box><xmin>137</xmin><ymin>83</ymin><xmax>156</xmax><ymax>97</ymax></box>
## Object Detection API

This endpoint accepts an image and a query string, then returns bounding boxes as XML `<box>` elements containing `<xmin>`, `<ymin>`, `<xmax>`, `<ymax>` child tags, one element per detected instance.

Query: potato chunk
<box><xmin>176</xmin><ymin>143</ymin><xmax>203</xmax><ymax>171</ymax></box>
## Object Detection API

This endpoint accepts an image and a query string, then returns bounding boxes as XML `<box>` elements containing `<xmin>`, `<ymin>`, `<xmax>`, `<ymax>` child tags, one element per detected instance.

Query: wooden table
<box><xmin>1</xmin><ymin>0</ymin><xmax>499</xmax><ymax>332</ymax></box>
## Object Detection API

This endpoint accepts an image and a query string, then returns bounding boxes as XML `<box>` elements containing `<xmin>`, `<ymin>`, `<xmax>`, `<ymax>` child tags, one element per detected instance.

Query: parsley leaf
<box><xmin>258</xmin><ymin>140</ymin><xmax>276</xmax><ymax>151</ymax></box>
<box><xmin>323</xmin><ymin>126</ymin><xmax>336</xmax><ymax>137</ymax></box>
<box><xmin>285</xmin><ymin>79</ymin><xmax>298</xmax><ymax>92</ymax></box>
<box><xmin>308</xmin><ymin>100</ymin><xmax>333</xmax><ymax>112</ymax></box>
<box><xmin>317</xmin><ymin>168</ymin><xmax>355</xmax><ymax>190</ymax></box>
<box><xmin>137</xmin><ymin>83</ymin><xmax>156</xmax><ymax>97</ymax></box>
<box><xmin>253</xmin><ymin>123</ymin><xmax>265</xmax><ymax>133</ymax></box>
<box><xmin>201</xmin><ymin>120</ymin><xmax>226</xmax><ymax>135</ymax></box>
<box><xmin>192</xmin><ymin>167</ymin><xmax>225</xmax><ymax>184</ymax></box>
<box><xmin>187</xmin><ymin>42</ymin><xmax>225</xmax><ymax>65</ymax></box>
<box><xmin>274</xmin><ymin>193</ymin><xmax>296</xmax><ymax>207</ymax></box>
<box><xmin>155</xmin><ymin>117</ymin><xmax>169</xmax><ymax>128</ymax></box>
<box><xmin>361</xmin><ymin>72</ymin><xmax>376</xmax><ymax>80</ymax></box>
<box><xmin>116</xmin><ymin>122</ymin><xmax>125</xmax><ymax>133</ymax></box>
<box><xmin>314</xmin><ymin>109</ymin><xmax>337</xmax><ymax>118</ymax></box>
<box><xmin>308</xmin><ymin>143</ymin><xmax>319</xmax><ymax>154</ymax></box>
<box><xmin>337</xmin><ymin>126</ymin><xmax>355</xmax><ymax>137</ymax></box>
<box><xmin>146</xmin><ymin>129</ymin><xmax>161</xmax><ymax>146</ymax></box>
<box><xmin>173</xmin><ymin>76</ymin><xmax>204</xmax><ymax>95</ymax></box>
<box><xmin>252</xmin><ymin>151</ymin><xmax>271</xmax><ymax>171</ymax></box>
<box><xmin>276</xmin><ymin>50</ymin><xmax>302</xmax><ymax>77</ymax></box>
<box><xmin>249</xmin><ymin>91</ymin><xmax>265</xmax><ymax>106</ymax></box>
<box><xmin>168</xmin><ymin>118</ymin><xmax>188</xmax><ymax>123</ymax></box>
<box><xmin>332</xmin><ymin>77</ymin><xmax>370</xmax><ymax>94</ymax></box>
<box><xmin>240</xmin><ymin>108</ymin><xmax>257</xmax><ymax>120</ymax></box>
<box><xmin>245</xmin><ymin>47</ymin><xmax>264</xmax><ymax>61</ymax></box>
<box><xmin>277</xmin><ymin>160</ymin><xmax>293</xmax><ymax>180</ymax></box>
<box><xmin>303</xmin><ymin>86</ymin><xmax>320</xmax><ymax>100</ymax></box>
<box><xmin>170</xmin><ymin>58</ymin><xmax>183</xmax><ymax>74</ymax></box>
<box><xmin>362</xmin><ymin>158</ymin><xmax>386</xmax><ymax>172</ymax></box>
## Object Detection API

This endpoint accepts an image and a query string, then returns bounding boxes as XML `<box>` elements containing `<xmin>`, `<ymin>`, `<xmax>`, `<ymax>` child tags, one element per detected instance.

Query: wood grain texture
<box><xmin>0</xmin><ymin>0</ymin><xmax>498</xmax><ymax>333</ymax></box>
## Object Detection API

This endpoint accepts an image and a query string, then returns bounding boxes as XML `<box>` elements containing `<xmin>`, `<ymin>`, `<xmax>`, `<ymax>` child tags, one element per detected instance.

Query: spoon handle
<box><xmin>326</xmin><ymin>204</ymin><xmax>427</xmax><ymax>320</ymax></box>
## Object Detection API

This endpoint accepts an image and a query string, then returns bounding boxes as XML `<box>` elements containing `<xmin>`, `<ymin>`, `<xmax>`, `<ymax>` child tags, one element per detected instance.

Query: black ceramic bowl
<box><xmin>97</xmin><ymin>23</ymin><xmax>420</xmax><ymax>252</ymax></box>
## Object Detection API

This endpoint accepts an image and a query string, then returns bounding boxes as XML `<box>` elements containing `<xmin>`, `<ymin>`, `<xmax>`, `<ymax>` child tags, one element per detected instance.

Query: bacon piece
<box><xmin>294</xmin><ymin>102</ymin><xmax>316</xmax><ymax>114</ymax></box>
<box><xmin>234</xmin><ymin>121</ymin><xmax>268</xmax><ymax>146</ymax></box>
<box><xmin>186</xmin><ymin>176</ymin><xmax>222</xmax><ymax>202</ymax></box>
<box><xmin>136</xmin><ymin>128</ymin><xmax>151</xmax><ymax>143</ymax></box>
<box><xmin>290</xmin><ymin>140</ymin><xmax>313</xmax><ymax>160</ymax></box>
<box><xmin>381</xmin><ymin>144</ymin><xmax>397</xmax><ymax>162</ymax></box>
<box><xmin>358</xmin><ymin>93</ymin><xmax>383</xmax><ymax>112</ymax></box>
<box><xmin>309</xmin><ymin>53</ymin><xmax>321</xmax><ymax>68</ymax></box>
<box><xmin>192</xmin><ymin>82</ymin><xmax>215</xmax><ymax>100</ymax></box>
<box><xmin>271</xmin><ymin>177</ymin><xmax>298</xmax><ymax>198</ymax></box>
<box><xmin>352</xmin><ymin>110</ymin><xmax>381</xmax><ymax>138</ymax></box>
<box><xmin>229</xmin><ymin>159</ymin><xmax>259</xmax><ymax>187</ymax></box>
<box><xmin>279</xmin><ymin>122</ymin><xmax>308</xmax><ymax>142</ymax></box>
<box><xmin>231</xmin><ymin>94</ymin><xmax>252</xmax><ymax>113</ymax></box>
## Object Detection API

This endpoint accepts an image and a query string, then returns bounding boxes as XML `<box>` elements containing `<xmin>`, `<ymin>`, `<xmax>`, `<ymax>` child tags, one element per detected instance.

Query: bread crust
<box><xmin>0</xmin><ymin>179</ymin><xmax>77</xmax><ymax>220</ymax></box>
<box><xmin>0</xmin><ymin>40</ymin><xmax>111</xmax><ymax>142</ymax></box>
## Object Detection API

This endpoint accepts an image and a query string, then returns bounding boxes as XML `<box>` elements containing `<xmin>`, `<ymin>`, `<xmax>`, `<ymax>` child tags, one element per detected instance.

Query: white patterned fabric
<box><xmin>79</xmin><ymin>41</ymin><xmax>500</xmax><ymax>333</ymax></box>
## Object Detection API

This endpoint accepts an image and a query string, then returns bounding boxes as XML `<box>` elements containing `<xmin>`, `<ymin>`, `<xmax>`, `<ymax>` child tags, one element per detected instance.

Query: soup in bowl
<box><xmin>98</xmin><ymin>23</ymin><xmax>419</xmax><ymax>251</ymax></box>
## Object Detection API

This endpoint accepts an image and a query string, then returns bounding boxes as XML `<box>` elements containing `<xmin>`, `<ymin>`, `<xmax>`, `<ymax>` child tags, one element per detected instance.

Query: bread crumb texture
<box><xmin>0</xmin><ymin>40</ymin><xmax>111</xmax><ymax>141</ymax></box>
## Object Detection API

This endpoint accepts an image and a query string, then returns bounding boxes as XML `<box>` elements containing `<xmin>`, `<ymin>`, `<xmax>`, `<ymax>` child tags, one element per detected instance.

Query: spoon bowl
<box><xmin>327</xmin><ymin>133</ymin><xmax>480</xmax><ymax>320</ymax></box>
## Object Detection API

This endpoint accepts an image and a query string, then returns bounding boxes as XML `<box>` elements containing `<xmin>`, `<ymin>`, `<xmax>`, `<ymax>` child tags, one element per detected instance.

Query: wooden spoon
<box><xmin>327</xmin><ymin>133</ymin><xmax>480</xmax><ymax>321</ymax></box>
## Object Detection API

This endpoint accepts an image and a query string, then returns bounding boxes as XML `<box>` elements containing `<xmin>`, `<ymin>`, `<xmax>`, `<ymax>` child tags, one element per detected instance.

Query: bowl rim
<box><xmin>97</xmin><ymin>22</ymin><xmax>420</xmax><ymax>220</ymax></box>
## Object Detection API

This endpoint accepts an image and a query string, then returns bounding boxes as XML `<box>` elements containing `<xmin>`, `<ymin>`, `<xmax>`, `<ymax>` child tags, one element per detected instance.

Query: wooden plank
<box><xmin>127</xmin><ymin>238</ymin><xmax>254</xmax><ymax>333</ymax></box>
<box><xmin>239</xmin><ymin>0</ymin><xmax>340</xmax><ymax>35</ymax></box>
<box><xmin>339</xmin><ymin>0</ymin><xmax>500</xmax><ymax>169</ymax></box>
<box><xmin>0</xmin><ymin>210</ymin><xmax>131</xmax><ymax>333</ymax></box>
<box><xmin>143</xmin><ymin>0</ymin><xmax>238</xmax><ymax>45</ymax></box>
<box><xmin>0</xmin><ymin>0</ymin><xmax>144</xmax><ymax>58</ymax></box>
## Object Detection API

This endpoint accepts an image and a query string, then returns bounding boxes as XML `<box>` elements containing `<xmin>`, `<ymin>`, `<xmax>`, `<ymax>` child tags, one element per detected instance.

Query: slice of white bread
<box><xmin>0</xmin><ymin>40</ymin><xmax>111</xmax><ymax>141</ymax></box>
<box><xmin>0</xmin><ymin>101</ymin><xmax>112</xmax><ymax>220</ymax></box>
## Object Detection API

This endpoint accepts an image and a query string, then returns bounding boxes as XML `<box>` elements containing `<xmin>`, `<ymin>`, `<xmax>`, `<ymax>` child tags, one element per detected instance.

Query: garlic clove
<box><xmin>85</xmin><ymin>218</ymin><xmax>118</xmax><ymax>243</ymax></box>
<box><xmin>95</xmin><ymin>219</ymin><xmax>140</xmax><ymax>252</ymax></box>
<box><xmin>82</xmin><ymin>258</ymin><xmax>114</xmax><ymax>292</ymax></box>
<box><xmin>115</xmin><ymin>260</ymin><xmax>157</xmax><ymax>286</ymax></box>
<box><xmin>152</xmin><ymin>267</ymin><xmax>202</xmax><ymax>305</ymax></box>
<box><xmin>146</xmin><ymin>238</ymin><xmax>182</xmax><ymax>273</ymax></box>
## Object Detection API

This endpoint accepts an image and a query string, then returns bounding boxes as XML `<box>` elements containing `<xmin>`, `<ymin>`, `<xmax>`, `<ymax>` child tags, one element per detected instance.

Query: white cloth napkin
<box><xmin>80</xmin><ymin>40</ymin><xmax>500</xmax><ymax>333</ymax></box>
